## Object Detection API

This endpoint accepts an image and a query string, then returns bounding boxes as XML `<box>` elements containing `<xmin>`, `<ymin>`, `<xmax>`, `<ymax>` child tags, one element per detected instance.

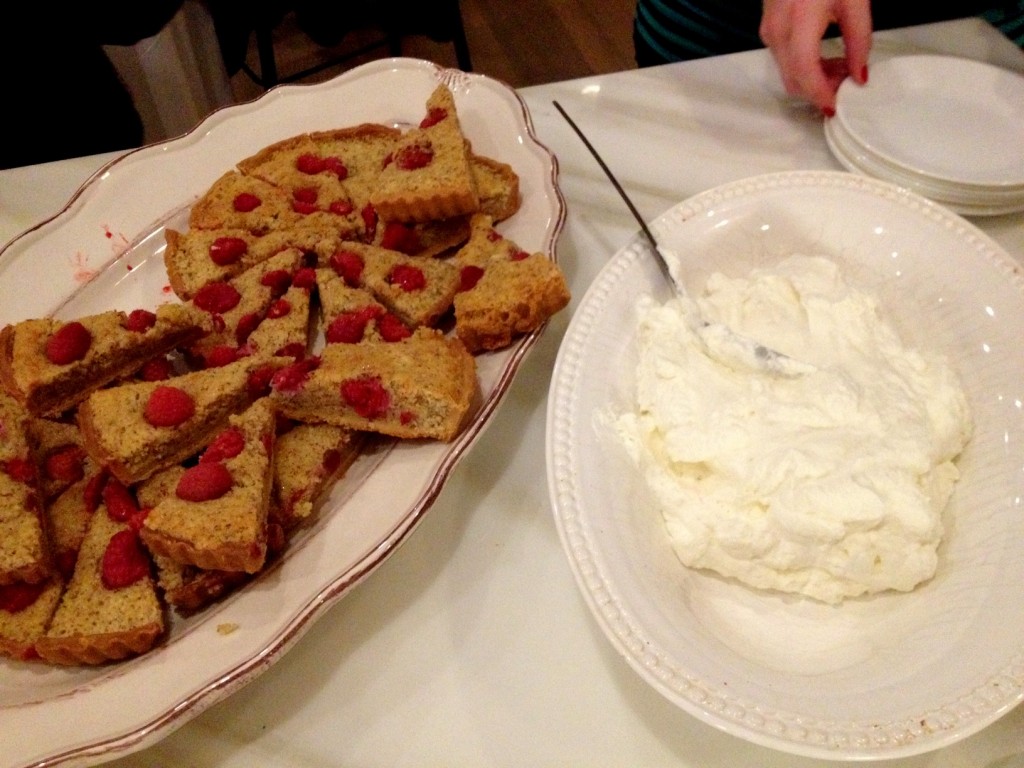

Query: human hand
<box><xmin>759</xmin><ymin>0</ymin><xmax>872</xmax><ymax>115</ymax></box>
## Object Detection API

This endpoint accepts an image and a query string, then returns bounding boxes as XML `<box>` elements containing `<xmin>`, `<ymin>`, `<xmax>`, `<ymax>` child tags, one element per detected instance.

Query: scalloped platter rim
<box><xmin>1</xmin><ymin>57</ymin><xmax>565</xmax><ymax>768</ymax></box>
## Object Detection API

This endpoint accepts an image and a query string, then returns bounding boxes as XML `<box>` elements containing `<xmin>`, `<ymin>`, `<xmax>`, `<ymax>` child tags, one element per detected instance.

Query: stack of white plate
<box><xmin>825</xmin><ymin>54</ymin><xmax>1024</xmax><ymax>216</ymax></box>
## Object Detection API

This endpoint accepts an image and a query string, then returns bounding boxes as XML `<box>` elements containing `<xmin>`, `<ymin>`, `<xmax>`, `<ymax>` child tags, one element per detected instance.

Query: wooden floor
<box><xmin>229</xmin><ymin>0</ymin><xmax>639</xmax><ymax>102</ymax></box>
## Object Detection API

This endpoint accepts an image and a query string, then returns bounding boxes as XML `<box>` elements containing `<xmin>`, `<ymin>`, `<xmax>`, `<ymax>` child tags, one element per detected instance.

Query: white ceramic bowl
<box><xmin>547</xmin><ymin>170</ymin><xmax>1024</xmax><ymax>760</ymax></box>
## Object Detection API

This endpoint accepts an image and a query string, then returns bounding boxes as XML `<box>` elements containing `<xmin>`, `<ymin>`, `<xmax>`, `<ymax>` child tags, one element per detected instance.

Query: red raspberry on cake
<box><xmin>26</xmin><ymin>417</ymin><xmax>93</xmax><ymax>501</ymax></box>
<box><xmin>41</xmin><ymin>443</ymin><xmax>86</xmax><ymax>490</ymax></box>
<box><xmin>137</xmin><ymin>355</ymin><xmax>176</xmax><ymax>382</ymax></box>
<box><xmin>452</xmin><ymin>214</ymin><xmax>571</xmax><ymax>352</ymax></box>
<box><xmin>142</xmin><ymin>398</ymin><xmax>277</xmax><ymax>574</ymax></box>
<box><xmin>45</xmin><ymin>322</ymin><xmax>92</xmax><ymax>365</ymax></box>
<box><xmin>0</xmin><ymin>304</ymin><xmax>210</xmax><ymax>417</ymax></box>
<box><xmin>144</xmin><ymin>385</ymin><xmax>196</xmax><ymax>427</ymax></box>
<box><xmin>270</xmin><ymin>328</ymin><xmax>477</xmax><ymax>441</ymax></box>
<box><xmin>175</xmin><ymin>461</ymin><xmax>234</xmax><ymax>502</ymax></box>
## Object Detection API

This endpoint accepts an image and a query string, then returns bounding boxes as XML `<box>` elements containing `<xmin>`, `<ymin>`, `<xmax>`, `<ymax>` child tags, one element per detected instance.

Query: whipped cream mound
<box><xmin>615</xmin><ymin>255</ymin><xmax>972</xmax><ymax>604</ymax></box>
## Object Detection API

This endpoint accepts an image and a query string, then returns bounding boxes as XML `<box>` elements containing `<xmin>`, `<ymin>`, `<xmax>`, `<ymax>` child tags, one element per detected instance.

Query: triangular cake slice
<box><xmin>136</xmin><ymin>465</ymin><xmax>251</xmax><ymax>614</ymax></box>
<box><xmin>0</xmin><ymin>391</ymin><xmax>51</xmax><ymax>586</ymax></box>
<box><xmin>323</xmin><ymin>242</ymin><xmax>459</xmax><ymax>329</ymax></box>
<box><xmin>0</xmin><ymin>574</ymin><xmax>63</xmax><ymax>661</ymax></box>
<box><xmin>453</xmin><ymin>214</ymin><xmax>570</xmax><ymax>352</ymax></box>
<box><xmin>188</xmin><ymin>170</ymin><xmax>304</xmax><ymax>234</ymax></box>
<box><xmin>44</xmin><ymin>470</ymin><xmax>103</xmax><ymax>580</ymax></box>
<box><xmin>77</xmin><ymin>354</ymin><xmax>284</xmax><ymax>485</ymax></box>
<box><xmin>237</xmin><ymin>132</ymin><xmax>352</xmax><ymax>207</ymax></box>
<box><xmin>141</xmin><ymin>398</ymin><xmax>277</xmax><ymax>574</ymax></box>
<box><xmin>243</xmin><ymin>269</ymin><xmax>316</xmax><ymax>359</ymax></box>
<box><xmin>369</xmin><ymin>84</ymin><xmax>479</xmax><ymax>222</ymax></box>
<box><xmin>471</xmin><ymin>154</ymin><xmax>520</xmax><ymax>222</ymax></box>
<box><xmin>36</xmin><ymin>492</ymin><xmax>163</xmax><ymax>666</ymax></box>
<box><xmin>187</xmin><ymin>248</ymin><xmax>304</xmax><ymax>365</ymax></box>
<box><xmin>27</xmin><ymin>417</ymin><xmax>91</xmax><ymax>502</ymax></box>
<box><xmin>316</xmin><ymin>267</ymin><xmax>398</xmax><ymax>345</ymax></box>
<box><xmin>269</xmin><ymin>328</ymin><xmax>477</xmax><ymax>441</ymax></box>
<box><xmin>191</xmin><ymin>166</ymin><xmax>367</xmax><ymax>237</ymax></box>
<box><xmin>0</xmin><ymin>303</ymin><xmax>210</xmax><ymax>417</ymax></box>
<box><xmin>271</xmin><ymin>422</ymin><xmax>365</xmax><ymax>531</ymax></box>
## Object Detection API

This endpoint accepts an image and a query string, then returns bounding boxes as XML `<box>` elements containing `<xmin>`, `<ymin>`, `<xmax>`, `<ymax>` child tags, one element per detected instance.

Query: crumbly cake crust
<box><xmin>36</xmin><ymin>508</ymin><xmax>163</xmax><ymax>666</ymax></box>
<box><xmin>270</xmin><ymin>329</ymin><xmax>477</xmax><ymax>441</ymax></box>
<box><xmin>370</xmin><ymin>85</ymin><xmax>480</xmax><ymax>222</ymax></box>
<box><xmin>453</xmin><ymin>214</ymin><xmax>571</xmax><ymax>352</ymax></box>
<box><xmin>0</xmin><ymin>304</ymin><xmax>209</xmax><ymax>417</ymax></box>
<box><xmin>0</xmin><ymin>575</ymin><xmax>64</xmax><ymax>661</ymax></box>
<box><xmin>141</xmin><ymin>398</ymin><xmax>276</xmax><ymax>573</ymax></box>
<box><xmin>271</xmin><ymin>423</ymin><xmax>364</xmax><ymax>530</ymax></box>
<box><xmin>0</xmin><ymin>391</ymin><xmax>52</xmax><ymax>586</ymax></box>
<box><xmin>76</xmin><ymin>356</ymin><xmax>283</xmax><ymax>485</ymax></box>
<box><xmin>324</xmin><ymin>241</ymin><xmax>461</xmax><ymax>329</ymax></box>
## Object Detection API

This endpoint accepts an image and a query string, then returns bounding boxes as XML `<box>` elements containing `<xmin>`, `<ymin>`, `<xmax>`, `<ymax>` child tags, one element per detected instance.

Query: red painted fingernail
<box><xmin>861</xmin><ymin>65</ymin><xmax>869</xmax><ymax>83</ymax></box>
<box><xmin>822</xmin><ymin>106</ymin><xmax>836</xmax><ymax>118</ymax></box>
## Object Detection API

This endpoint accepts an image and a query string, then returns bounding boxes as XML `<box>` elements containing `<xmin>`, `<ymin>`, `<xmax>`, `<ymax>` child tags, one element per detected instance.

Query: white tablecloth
<box><xmin>2</xmin><ymin>17</ymin><xmax>1022</xmax><ymax>768</ymax></box>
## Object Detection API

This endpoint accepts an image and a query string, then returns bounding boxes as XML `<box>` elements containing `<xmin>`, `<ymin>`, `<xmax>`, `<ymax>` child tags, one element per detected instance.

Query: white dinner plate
<box><xmin>1</xmin><ymin>58</ymin><xmax>565</xmax><ymax>768</ymax></box>
<box><xmin>547</xmin><ymin>170</ymin><xmax>1024</xmax><ymax>760</ymax></box>
<box><xmin>834</xmin><ymin>55</ymin><xmax>1024</xmax><ymax>189</ymax></box>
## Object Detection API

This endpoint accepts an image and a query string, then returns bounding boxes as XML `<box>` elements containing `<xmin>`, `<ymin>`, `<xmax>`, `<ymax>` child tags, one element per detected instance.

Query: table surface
<box><xmin>2</xmin><ymin>17</ymin><xmax>1023</xmax><ymax>768</ymax></box>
